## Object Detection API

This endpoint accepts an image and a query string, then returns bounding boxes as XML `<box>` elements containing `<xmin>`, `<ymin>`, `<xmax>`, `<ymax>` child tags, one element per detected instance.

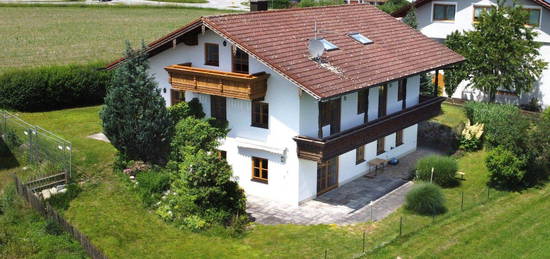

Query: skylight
<box><xmin>349</xmin><ymin>33</ymin><xmax>373</xmax><ymax>45</ymax></box>
<box><xmin>319</xmin><ymin>39</ymin><xmax>338</xmax><ymax>51</ymax></box>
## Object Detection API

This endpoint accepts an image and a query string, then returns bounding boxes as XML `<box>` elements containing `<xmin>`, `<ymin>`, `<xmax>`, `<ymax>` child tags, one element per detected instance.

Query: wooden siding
<box><xmin>165</xmin><ymin>65</ymin><xmax>269</xmax><ymax>100</ymax></box>
<box><xmin>294</xmin><ymin>96</ymin><xmax>445</xmax><ymax>162</ymax></box>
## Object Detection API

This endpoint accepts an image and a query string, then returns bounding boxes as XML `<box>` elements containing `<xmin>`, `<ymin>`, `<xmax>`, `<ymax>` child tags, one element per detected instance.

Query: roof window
<box><xmin>319</xmin><ymin>39</ymin><xmax>338</xmax><ymax>51</ymax></box>
<box><xmin>349</xmin><ymin>33</ymin><xmax>373</xmax><ymax>45</ymax></box>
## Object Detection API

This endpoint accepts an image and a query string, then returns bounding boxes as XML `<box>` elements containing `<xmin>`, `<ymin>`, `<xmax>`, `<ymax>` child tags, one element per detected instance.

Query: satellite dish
<box><xmin>308</xmin><ymin>39</ymin><xmax>325</xmax><ymax>59</ymax></box>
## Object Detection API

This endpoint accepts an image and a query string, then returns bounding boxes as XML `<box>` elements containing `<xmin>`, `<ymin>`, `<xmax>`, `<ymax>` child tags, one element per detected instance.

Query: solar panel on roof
<box><xmin>349</xmin><ymin>33</ymin><xmax>373</xmax><ymax>45</ymax></box>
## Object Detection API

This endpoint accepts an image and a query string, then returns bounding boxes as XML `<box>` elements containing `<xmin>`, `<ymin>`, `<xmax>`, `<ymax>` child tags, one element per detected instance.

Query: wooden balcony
<box><xmin>294</xmin><ymin>96</ymin><xmax>446</xmax><ymax>162</ymax></box>
<box><xmin>165</xmin><ymin>65</ymin><xmax>269</xmax><ymax>100</ymax></box>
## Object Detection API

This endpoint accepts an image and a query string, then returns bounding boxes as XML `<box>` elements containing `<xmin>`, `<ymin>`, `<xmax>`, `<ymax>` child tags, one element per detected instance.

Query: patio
<box><xmin>246</xmin><ymin>147</ymin><xmax>442</xmax><ymax>225</ymax></box>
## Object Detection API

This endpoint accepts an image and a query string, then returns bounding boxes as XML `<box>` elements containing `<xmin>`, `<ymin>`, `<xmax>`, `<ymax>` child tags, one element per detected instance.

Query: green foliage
<box><xmin>100</xmin><ymin>42</ymin><xmax>172</xmax><ymax>164</ymax></box>
<box><xmin>1</xmin><ymin>128</ymin><xmax>22</xmax><ymax>149</ymax></box>
<box><xmin>444</xmin><ymin>0</ymin><xmax>548</xmax><ymax>102</ymax></box>
<box><xmin>405</xmin><ymin>183</ymin><xmax>447</xmax><ymax>216</ymax></box>
<box><xmin>170</xmin><ymin>117</ymin><xmax>228</xmax><ymax>162</ymax></box>
<box><xmin>48</xmin><ymin>184</ymin><xmax>82</xmax><ymax>211</ymax></box>
<box><xmin>464</xmin><ymin>102</ymin><xmax>529</xmax><ymax>154</ymax></box>
<box><xmin>134</xmin><ymin>169</ymin><xmax>171</xmax><ymax>208</ymax></box>
<box><xmin>525</xmin><ymin>112</ymin><xmax>550</xmax><ymax>180</ymax></box>
<box><xmin>167</xmin><ymin>98</ymin><xmax>205</xmax><ymax>124</ymax></box>
<box><xmin>159</xmin><ymin>149</ymin><xmax>246</xmax><ymax>230</ymax></box>
<box><xmin>415</xmin><ymin>155</ymin><xmax>458</xmax><ymax>187</ymax></box>
<box><xmin>402</xmin><ymin>5</ymin><xmax>417</xmax><ymax>29</ymax></box>
<box><xmin>420</xmin><ymin>73</ymin><xmax>436</xmax><ymax>96</ymax></box>
<box><xmin>268</xmin><ymin>0</ymin><xmax>291</xmax><ymax>9</ymax></box>
<box><xmin>378</xmin><ymin>0</ymin><xmax>409</xmax><ymax>14</ymax></box>
<box><xmin>298</xmin><ymin>0</ymin><xmax>343</xmax><ymax>8</ymax></box>
<box><xmin>444</xmin><ymin>31</ymin><xmax>470</xmax><ymax>98</ymax></box>
<box><xmin>459</xmin><ymin>136</ymin><xmax>482</xmax><ymax>152</ymax></box>
<box><xmin>486</xmin><ymin>146</ymin><xmax>527</xmax><ymax>190</ymax></box>
<box><xmin>0</xmin><ymin>63</ymin><xmax>110</xmax><ymax>112</ymax></box>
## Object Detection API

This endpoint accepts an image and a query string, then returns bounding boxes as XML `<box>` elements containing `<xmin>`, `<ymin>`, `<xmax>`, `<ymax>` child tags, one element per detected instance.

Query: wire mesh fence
<box><xmin>1</xmin><ymin>110</ymin><xmax>71</xmax><ymax>182</ymax></box>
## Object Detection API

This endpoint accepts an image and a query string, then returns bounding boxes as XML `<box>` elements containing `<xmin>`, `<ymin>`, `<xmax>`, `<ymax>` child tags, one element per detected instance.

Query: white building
<box><xmin>108</xmin><ymin>4</ymin><xmax>463</xmax><ymax>205</ymax></box>
<box><xmin>395</xmin><ymin>0</ymin><xmax>550</xmax><ymax>108</ymax></box>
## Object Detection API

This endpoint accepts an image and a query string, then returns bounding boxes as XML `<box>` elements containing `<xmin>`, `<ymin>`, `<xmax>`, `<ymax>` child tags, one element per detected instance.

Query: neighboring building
<box><xmin>394</xmin><ymin>0</ymin><xmax>550</xmax><ymax>108</ymax></box>
<box><xmin>107</xmin><ymin>4</ymin><xmax>463</xmax><ymax>205</ymax></box>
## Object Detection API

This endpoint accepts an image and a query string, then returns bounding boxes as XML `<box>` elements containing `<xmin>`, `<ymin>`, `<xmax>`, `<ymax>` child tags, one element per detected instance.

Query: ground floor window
<box><xmin>396</xmin><ymin>129</ymin><xmax>404</xmax><ymax>147</ymax></box>
<box><xmin>377</xmin><ymin>137</ymin><xmax>385</xmax><ymax>155</ymax></box>
<box><xmin>171</xmin><ymin>89</ymin><xmax>185</xmax><ymax>105</ymax></box>
<box><xmin>317</xmin><ymin>157</ymin><xmax>338</xmax><ymax>194</ymax></box>
<box><xmin>356</xmin><ymin>145</ymin><xmax>365</xmax><ymax>164</ymax></box>
<box><xmin>252</xmin><ymin>157</ymin><xmax>268</xmax><ymax>183</ymax></box>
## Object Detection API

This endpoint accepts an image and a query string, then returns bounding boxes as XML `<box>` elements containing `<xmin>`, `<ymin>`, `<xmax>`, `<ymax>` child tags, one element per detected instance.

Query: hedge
<box><xmin>0</xmin><ymin>63</ymin><xmax>111</xmax><ymax>112</ymax></box>
<box><xmin>415</xmin><ymin>155</ymin><xmax>459</xmax><ymax>187</ymax></box>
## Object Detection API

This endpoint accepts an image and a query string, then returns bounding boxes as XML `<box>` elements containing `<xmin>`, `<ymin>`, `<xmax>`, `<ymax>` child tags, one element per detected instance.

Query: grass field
<box><xmin>3</xmin><ymin>103</ymin><xmax>549</xmax><ymax>258</ymax></box>
<box><xmin>0</xmin><ymin>6</ymin><xmax>235</xmax><ymax>73</ymax></box>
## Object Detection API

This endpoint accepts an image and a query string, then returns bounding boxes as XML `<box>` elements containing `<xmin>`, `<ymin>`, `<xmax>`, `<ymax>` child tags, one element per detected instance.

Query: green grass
<box><xmin>0</xmin><ymin>6</ymin><xmax>235</xmax><ymax>73</ymax></box>
<box><xmin>2</xmin><ymin>104</ymin><xmax>549</xmax><ymax>258</ymax></box>
<box><xmin>150</xmin><ymin>0</ymin><xmax>208</xmax><ymax>3</ymax></box>
<box><xmin>432</xmin><ymin>102</ymin><xmax>468</xmax><ymax>128</ymax></box>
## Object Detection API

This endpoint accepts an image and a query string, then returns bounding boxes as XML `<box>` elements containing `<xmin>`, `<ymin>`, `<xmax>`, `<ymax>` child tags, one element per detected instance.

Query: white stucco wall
<box><xmin>415</xmin><ymin>0</ymin><xmax>550</xmax><ymax>107</ymax></box>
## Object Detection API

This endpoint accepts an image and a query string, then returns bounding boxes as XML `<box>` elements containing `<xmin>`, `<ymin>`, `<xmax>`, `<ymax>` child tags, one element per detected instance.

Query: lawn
<box><xmin>0</xmin><ymin>5</ymin><xmax>235</xmax><ymax>73</ymax></box>
<box><xmin>2</xmin><ymin>103</ymin><xmax>549</xmax><ymax>258</ymax></box>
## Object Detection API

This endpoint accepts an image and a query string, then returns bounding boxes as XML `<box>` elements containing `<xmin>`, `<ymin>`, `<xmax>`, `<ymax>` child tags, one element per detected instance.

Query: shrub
<box><xmin>167</xmin><ymin>98</ymin><xmax>205</xmax><ymax>124</ymax></box>
<box><xmin>268</xmin><ymin>0</ymin><xmax>290</xmax><ymax>9</ymax></box>
<box><xmin>48</xmin><ymin>184</ymin><xmax>81</xmax><ymax>211</ymax></box>
<box><xmin>415</xmin><ymin>155</ymin><xmax>459</xmax><ymax>187</ymax></box>
<box><xmin>170</xmin><ymin>117</ymin><xmax>228</xmax><ymax>162</ymax></box>
<box><xmin>0</xmin><ymin>63</ymin><xmax>110</xmax><ymax>112</ymax></box>
<box><xmin>101</xmin><ymin>42</ymin><xmax>172</xmax><ymax>164</ymax></box>
<box><xmin>405</xmin><ymin>183</ymin><xmax>447</xmax><ymax>215</ymax></box>
<box><xmin>459</xmin><ymin>120</ymin><xmax>484</xmax><ymax>151</ymax></box>
<box><xmin>135</xmin><ymin>169</ymin><xmax>170</xmax><ymax>208</ymax></box>
<box><xmin>2</xmin><ymin>128</ymin><xmax>22</xmax><ymax>149</ymax></box>
<box><xmin>486</xmin><ymin>146</ymin><xmax>527</xmax><ymax>190</ymax></box>
<box><xmin>298</xmin><ymin>0</ymin><xmax>343</xmax><ymax>7</ymax></box>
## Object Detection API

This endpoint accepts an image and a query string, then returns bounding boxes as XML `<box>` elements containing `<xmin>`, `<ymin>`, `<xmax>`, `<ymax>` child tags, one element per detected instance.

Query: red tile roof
<box><xmin>108</xmin><ymin>4</ymin><xmax>464</xmax><ymax>99</ymax></box>
<box><xmin>393</xmin><ymin>0</ymin><xmax>550</xmax><ymax>17</ymax></box>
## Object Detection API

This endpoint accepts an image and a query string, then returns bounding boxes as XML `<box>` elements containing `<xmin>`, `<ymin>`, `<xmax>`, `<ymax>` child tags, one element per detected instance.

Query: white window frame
<box><xmin>472</xmin><ymin>4</ymin><xmax>496</xmax><ymax>23</ymax></box>
<box><xmin>431</xmin><ymin>1</ymin><xmax>458</xmax><ymax>23</ymax></box>
<box><xmin>523</xmin><ymin>5</ymin><xmax>542</xmax><ymax>28</ymax></box>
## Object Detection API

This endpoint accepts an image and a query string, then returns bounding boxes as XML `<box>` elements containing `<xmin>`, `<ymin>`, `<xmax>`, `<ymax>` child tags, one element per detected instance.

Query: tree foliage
<box><xmin>100</xmin><ymin>41</ymin><xmax>172</xmax><ymax>164</ymax></box>
<box><xmin>170</xmin><ymin>117</ymin><xmax>228</xmax><ymax>162</ymax></box>
<box><xmin>486</xmin><ymin>146</ymin><xmax>527</xmax><ymax>190</ymax></box>
<box><xmin>444</xmin><ymin>0</ymin><xmax>547</xmax><ymax>102</ymax></box>
<box><xmin>402</xmin><ymin>5</ymin><xmax>418</xmax><ymax>30</ymax></box>
<box><xmin>378</xmin><ymin>0</ymin><xmax>409</xmax><ymax>14</ymax></box>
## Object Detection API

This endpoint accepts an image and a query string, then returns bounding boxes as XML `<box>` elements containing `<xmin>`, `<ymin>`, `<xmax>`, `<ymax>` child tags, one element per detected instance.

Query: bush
<box><xmin>0</xmin><ymin>63</ymin><xmax>110</xmax><ymax>112</ymax></box>
<box><xmin>167</xmin><ymin>98</ymin><xmax>205</xmax><ymax>124</ymax></box>
<box><xmin>170</xmin><ymin>117</ymin><xmax>228</xmax><ymax>162</ymax></box>
<box><xmin>405</xmin><ymin>183</ymin><xmax>447</xmax><ymax>215</ymax></box>
<box><xmin>464</xmin><ymin>102</ymin><xmax>530</xmax><ymax>154</ymax></box>
<box><xmin>486</xmin><ymin>146</ymin><xmax>527</xmax><ymax>190</ymax></box>
<box><xmin>415</xmin><ymin>155</ymin><xmax>459</xmax><ymax>187</ymax></box>
<box><xmin>298</xmin><ymin>0</ymin><xmax>343</xmax><ymax>7</ymax></box>
<box><xmin>135</xmin><ymin>169</ymin><xmax>171</xmax><ymax>208</ymax></box>
<box><xmin>268</xmin><ymin>0</ymin><xmax>290</xmax><ymax>9</ymax></box>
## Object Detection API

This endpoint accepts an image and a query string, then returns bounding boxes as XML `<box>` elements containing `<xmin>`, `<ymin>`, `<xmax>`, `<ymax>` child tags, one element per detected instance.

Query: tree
<box><xmin>444</xmin><ymin>31</ymin><xmax>469</xmax><ymax>99</ymax></box>
<box><xmin>101</xmin><ymin>41</ymin><xmax>172</xmax><ymax>164</ymax></box>
<box><xmin>170</xmin><ymin>117</ymin><xmax>228</xmax><ymax>162</ymax></box>
<box><xmin>402</xmin><ymin>5</ymin><xmax>418</xmax><ymax>30</ymax></box>
<box><xmin>378</xmin><ymin>0</ymin><xmax>409</xmax><ymax>14</ymax></box>
<box><xmin>445</xmin><ymin>0</ymin><xmax>547</xmax><ymax>102</ymax></box>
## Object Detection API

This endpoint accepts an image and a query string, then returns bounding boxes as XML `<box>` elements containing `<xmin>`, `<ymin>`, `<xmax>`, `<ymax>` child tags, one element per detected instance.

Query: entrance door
<box><xmin>317</xmin><ymin>157</ymin><xmax>339</xmax><ymax>195</ymax></box>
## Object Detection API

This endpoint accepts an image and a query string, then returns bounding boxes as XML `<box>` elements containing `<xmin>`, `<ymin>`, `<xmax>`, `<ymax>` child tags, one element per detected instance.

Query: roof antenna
<box><xmin>308</xmin><ymin>21</ymin><xmax>324</xmax><ymax>64</ymax></box>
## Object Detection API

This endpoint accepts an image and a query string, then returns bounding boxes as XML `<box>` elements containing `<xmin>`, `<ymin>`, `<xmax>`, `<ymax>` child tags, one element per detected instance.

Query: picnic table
<box><xmin>365</xmin><ymin>158</ymin><xmax>388</xmax><ymax>178</ymax></box>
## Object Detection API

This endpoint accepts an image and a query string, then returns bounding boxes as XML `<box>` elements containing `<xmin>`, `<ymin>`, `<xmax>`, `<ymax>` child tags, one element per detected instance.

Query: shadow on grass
<box><xmin>0</xmin><ymin>143</ymin><xmax>20</xmax><ymax>170</ymax></box>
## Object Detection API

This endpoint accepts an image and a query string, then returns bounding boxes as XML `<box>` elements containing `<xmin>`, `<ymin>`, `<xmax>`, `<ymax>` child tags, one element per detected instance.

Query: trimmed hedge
<box><xmin>416</xmin><ymin>155</ymin><xmax>459</xmax><ymax>187</ymax></box>
<box><xmin>0</xmin><ymin>63</ymin><xmax>111</xmax><ymax>112</ymax></box>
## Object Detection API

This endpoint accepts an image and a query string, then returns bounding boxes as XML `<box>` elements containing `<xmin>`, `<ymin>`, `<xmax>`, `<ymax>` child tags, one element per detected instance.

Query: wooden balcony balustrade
<box><xmin>294</xmin><ymin>96</ymin><xmax>446</xmax><ymax>162</ymax></box>
<box><xmin>165</xmin><ymin>64</ymin><xmax>270</xmax><ymax>100</ymax></box>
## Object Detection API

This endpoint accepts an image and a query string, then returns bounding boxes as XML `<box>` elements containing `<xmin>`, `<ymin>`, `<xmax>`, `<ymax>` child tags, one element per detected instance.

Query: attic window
<box><xmin>319</xmin><ymin>39</ymin><xmax>338</xmax><ymax>51</ymax></box>
<box><xmin>349</xmin><ymin>33</ymin><xmax>373</xmax><ymax>45</ymax></box>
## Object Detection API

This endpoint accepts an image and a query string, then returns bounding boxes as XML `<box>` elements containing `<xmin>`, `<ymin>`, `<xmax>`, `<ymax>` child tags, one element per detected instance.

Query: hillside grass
<box><xmin>0</xmin><ymin>6</ymin><xmax>235</xmax><ymax>73</ymax></box>
<box><xmin>1</xmin><ymin>103</ymin><xmax>548</xmax><ymax>257</ymax></box>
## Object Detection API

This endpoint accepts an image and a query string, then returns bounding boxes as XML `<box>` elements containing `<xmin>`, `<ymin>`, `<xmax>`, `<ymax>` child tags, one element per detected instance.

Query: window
<box><xmin>170</xmin><ymin>89</ymin><xmax>185</xmax><ymax>105</ymax></box>
<box><xmin>377</xmin><ymin>137</ymin><xmax>385</xmax><ymax>155</ymax></box>
<box><xmin>251</xmin><ymin>101</ymin><xmax>269</xmax><ymax>128</ymax></box>
<box><xmin>396</xmin><ymin>129</ymin><xmax>403</xmax><ymax>147</ymax></box>
<box><xmin>357</xmin><ymin>89</ymin><xmax>368</xmax><ymax>115</ymax></box>
<box><xmin>319</xmin><ymin>98</ymin><xmax>341</xmax><ymax>137</ymax></box>
<box><xmin>320</xmin><ymin>39</ymin><xmax>338</xmax><ymax>51</ymax></box>
<box><xmin>356</xmin><ymin>145</ymin><xmax>365</xmax><ymax>164</ymax></box>
<box><xmin>349</xmin><ymin>33</ymin><xmax>373</xmax><ymax>45</ymax></box>
<box><xmin>232</xmin><ymin>48</ymin><xmax>249</xmax><ymax>74</ymax></box>
<box><xmin>210</xmin><ymin>95</ymin><xmax>226</xmax><ymax>121</ymax></box>
<box><xmin>397</xmin><ymin>79</ymin><xmax>407</xmax><ymax>102</ymax></box>
<box><xmin>433</xmin><ymin>4</ymin><xmax>456</xmax><ymax>21</ymax></box>
<box><xmin>252</xmin><ymin>157</ymin><xmax>268</xmax><ymax>183</ymax></box>
<box><xmin>217</xmin><ymin>150</ymin><xmax>227</xmax><ymax>160</ymax></box>
<box><xmin>204</xmin><ymin>43</ymin><xmax>219</xmax><ymax>66</ymax></box>
<box><xmin>378</xmin><ymin>85</ymin><xmax>387</xmax><ymax>118</ymax></box>
<box><xmin>525</xmin><ymin>8</ymin><xmax>541</xmax><ymax>27</ymax></box>
<box><xmin>473</xmin><ymin>6</ymin><xmax>493</xmax><ymax>22</ymax></box>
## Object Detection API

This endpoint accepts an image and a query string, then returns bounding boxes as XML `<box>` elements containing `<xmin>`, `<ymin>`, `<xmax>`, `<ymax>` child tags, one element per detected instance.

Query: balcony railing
<box><xmin>165</xmin><ymin>64</ymin><xmax>270</xmax><ymax>100</ymax></box>
<box><xmin>294</xmin><ymin>96</ymin><xmax>446</xmax><ymax>162</ymax></box>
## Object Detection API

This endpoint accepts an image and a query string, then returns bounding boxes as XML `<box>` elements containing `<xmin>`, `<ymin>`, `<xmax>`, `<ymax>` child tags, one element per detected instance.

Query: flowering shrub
<box><xmin>459</xmin><ymin>120</ymin><xmax>484</xmax><ymax>151</ymax></box>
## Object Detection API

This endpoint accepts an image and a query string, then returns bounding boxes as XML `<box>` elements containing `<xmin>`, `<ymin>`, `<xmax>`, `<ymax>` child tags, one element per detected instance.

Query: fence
<box><xmin>14</xmin><ymin>175</ymin><xmax>108</xmax><ymax>259</ymax></box>
<box><xmin>1</xmin><ymin>110</ymin><xmax>72</xmax><ymax>182</ymax></box>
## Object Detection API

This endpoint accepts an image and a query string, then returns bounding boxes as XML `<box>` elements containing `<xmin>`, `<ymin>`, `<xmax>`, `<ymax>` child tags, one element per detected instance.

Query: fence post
<box><xmin>324</xmin><ymin>249</ymin><xmax>327</xmax><ymax>259</ymax></box>
<box><xmin>487</xmin><ymin>187</ymin><xmax>490</xmax><ymax>201</ymax></box>
<box><xmin>362</xmin><ymin>231</ymin><xmax>366</xmax><ymax>252</ymax></box>
<box><xmin>399</xmin><ymin>216</ymin><xmax>403</xmax><ymax>237</ymax></box>
<box><xmin>461</xmin><ymin>191</ymin><xmax>464</xmax><ymax>211</ymax></box>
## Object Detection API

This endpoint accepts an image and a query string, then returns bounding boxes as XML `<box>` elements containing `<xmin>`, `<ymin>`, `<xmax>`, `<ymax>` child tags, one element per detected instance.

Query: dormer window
<box><xmin>319</xmin><ymin>39</ymin><xmax>338</xmax><ymax>51</ymax></box>
<box><xmin>349</xmin><ymin>33</ymin><xmax>373</xmax><ymax>45</ymax></box>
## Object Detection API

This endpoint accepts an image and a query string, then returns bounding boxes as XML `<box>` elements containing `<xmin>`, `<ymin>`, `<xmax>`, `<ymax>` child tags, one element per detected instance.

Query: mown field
<box><xmin>0</xmin><ymin>5</ymin><xmax>235</xmax><ymax>73</ymax></box>
<box><xmin>3</xmin><ymin>103</ymin><xmax>549</xmax><ymax>258</ymax></box>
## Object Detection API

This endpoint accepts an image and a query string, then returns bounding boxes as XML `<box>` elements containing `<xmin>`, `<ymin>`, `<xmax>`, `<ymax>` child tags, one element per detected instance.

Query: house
<box><xmin>394</xmin><ymin>0</ymin><xmax>550</xmax><ymax>108</ymax></box>
<box><xmin>107</xmin><ymin>4</ymin><xmax>463</xmax><ymax>205</ymax></box>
